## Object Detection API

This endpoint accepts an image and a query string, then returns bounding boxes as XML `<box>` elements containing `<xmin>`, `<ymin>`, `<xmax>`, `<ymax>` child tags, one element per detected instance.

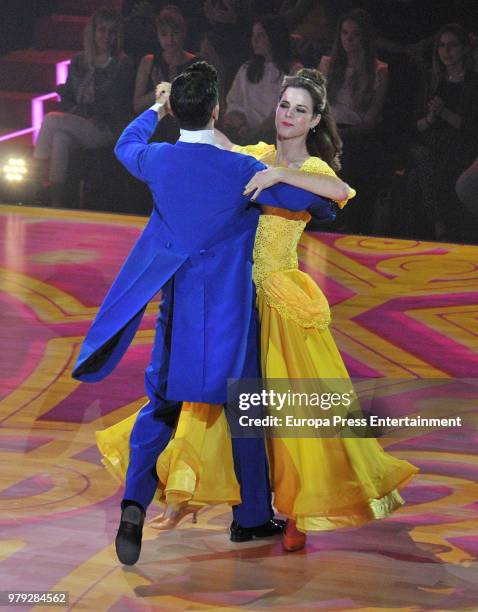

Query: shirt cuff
<box><xmin>149</xmin><ymin>102</ymin><xmax>164</xmax><ymax>113</ymax></box>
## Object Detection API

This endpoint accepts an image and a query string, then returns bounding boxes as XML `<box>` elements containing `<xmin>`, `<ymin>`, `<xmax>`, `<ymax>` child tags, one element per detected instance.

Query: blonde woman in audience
<box><xmin>34</xmin><ymin>10</ymin><xmax>134</xmax><ymax>207</ymax></box>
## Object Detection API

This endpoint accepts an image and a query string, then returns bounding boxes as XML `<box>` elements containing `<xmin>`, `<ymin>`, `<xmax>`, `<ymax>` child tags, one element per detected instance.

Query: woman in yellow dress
<box><xmin>97</xmin><ymin>68</ymin><xmax>418</xmax><ymax>551</ymax></box>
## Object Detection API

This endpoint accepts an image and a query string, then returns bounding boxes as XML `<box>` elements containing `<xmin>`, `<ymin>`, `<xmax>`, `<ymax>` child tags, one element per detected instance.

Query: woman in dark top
<box><xmin>122</xmin><ymin>0</ymin><xmax>207</xmax><ymax>64</ymax></box>
<box><xmin>34</xmin><ymin>10</ymin><xmax>134</xmax><ymax>207</ymax></box>
<box><xmin>133</xmin><ymin>5</ymin><xmax>198</xmax><ymax>113</ymax></box>
<box><xmin>133</xmin><ymin>5</ymin><xmax>199</xmax><ymax>143</ymax></box>
<box><xmin>407</xmin><ymin>23</ymin><xmax>478</xmax><ymax>240</ymax></box>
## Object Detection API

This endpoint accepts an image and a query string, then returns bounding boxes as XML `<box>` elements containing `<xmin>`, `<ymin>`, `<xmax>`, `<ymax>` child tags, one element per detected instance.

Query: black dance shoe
<box><xmin>115</xmin><ymin>503</ymin><xmax>145</xmax><ymax>565</ymax></box>
<box><xmin>230</xmin><ymin>518</ymin><xmax>286</xmax><ymax>542</ymax></box>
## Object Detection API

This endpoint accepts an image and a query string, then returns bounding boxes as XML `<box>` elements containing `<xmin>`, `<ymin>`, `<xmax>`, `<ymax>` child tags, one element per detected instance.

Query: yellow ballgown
<box><xmin>96</xmin><ymin>142</ymin><xmax>418</xmax><ymax>529</ymax></box>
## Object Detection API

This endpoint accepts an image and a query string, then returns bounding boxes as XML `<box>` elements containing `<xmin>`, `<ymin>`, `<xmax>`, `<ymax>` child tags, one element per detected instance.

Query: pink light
<box><xmin>0</xmin><ymin>127</ymin><xmax>35</xmax><ymax>143</ymax></box>
<box><xmin>32</xmin><ymin>92</ymin><xmax>60</xmax><ymax>144</ymax></box>
<box><xmin>56</xmin><ymin>60</ymin><xmax>71</xmax><ymax>86</ymax></box>
<box><xmin>1</xmin><ymin>57</ymin><xmax>71</xmax><ymax>146</ymax></box>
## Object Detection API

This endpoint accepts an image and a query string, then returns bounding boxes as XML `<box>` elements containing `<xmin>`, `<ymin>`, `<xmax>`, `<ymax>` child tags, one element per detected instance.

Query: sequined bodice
<box><xmin>253</xmin><ymin>215</ymin><xmax>306</xmax><ymax>288</ymax></box>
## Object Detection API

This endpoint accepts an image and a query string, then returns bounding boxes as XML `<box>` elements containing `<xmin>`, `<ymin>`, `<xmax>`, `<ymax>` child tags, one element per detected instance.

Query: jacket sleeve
<box><xmin>114</xmin><ymin>108</ymin><xmax>161</xmax><ymax>181</ymax></box>
<box><xmin>243</xmin><ymin>157</ymin><xmax>334</xmax><ymax>212</ymax></box>
<box><xmin>307</xmin><ymin>200</ymin><xmax>337</xmax><ymax>222</ymax></box>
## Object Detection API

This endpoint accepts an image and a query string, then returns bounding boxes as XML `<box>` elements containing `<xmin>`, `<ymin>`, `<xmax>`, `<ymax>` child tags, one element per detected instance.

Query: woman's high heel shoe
<box><xmin>148</xmin><ymin>505</ymin><xmax>199</xmax><ymax>530</ymax></box>
<box><xmin>282</xmin><ymin>519</ymin><xmax>306</xmax><ymax>552</ymax></box>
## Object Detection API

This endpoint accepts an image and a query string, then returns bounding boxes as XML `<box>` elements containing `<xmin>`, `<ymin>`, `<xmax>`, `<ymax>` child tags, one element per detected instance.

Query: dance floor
<box><xmin>1</xmin><ymin>204</ymin><xmax>478</xmax><ymax>611</ymax></box>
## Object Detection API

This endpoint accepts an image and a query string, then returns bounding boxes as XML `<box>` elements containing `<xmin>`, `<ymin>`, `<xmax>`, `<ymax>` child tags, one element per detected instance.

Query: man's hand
<box><xmin>243</xmin><ymin>167</ymin><xmax>283</xmax><ymax>201</ymax></box>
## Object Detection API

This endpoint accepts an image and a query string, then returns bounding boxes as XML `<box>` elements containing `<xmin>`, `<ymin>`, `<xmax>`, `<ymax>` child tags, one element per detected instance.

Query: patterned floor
<box><xmin>1</xmin><ymin>204</ymin><xmax>477</xmax><ymax>611</ymax></box>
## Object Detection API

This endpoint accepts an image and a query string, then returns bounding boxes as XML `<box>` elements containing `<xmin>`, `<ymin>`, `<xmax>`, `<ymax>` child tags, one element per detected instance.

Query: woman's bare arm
<box><xmin>133</xmin><ymin>55</ymin><xmax>156</xmax><ymax>114</ymax></box>
<box><xmin>244</xmin><ymin>166</ymin><xmax>352</xmax><ymax>203</ymax></box>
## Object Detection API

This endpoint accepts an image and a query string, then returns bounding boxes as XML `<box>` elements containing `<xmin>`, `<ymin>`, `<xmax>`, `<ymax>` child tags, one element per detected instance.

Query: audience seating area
<box><xmin>0</xmin><ymin>1</ymin><xmax>477</xmax><ymax>241</ymax></box>
<box><xmin>0</xmin><ymin>0</ymin><xmax>146</xmax><ymax>213</ymax></box>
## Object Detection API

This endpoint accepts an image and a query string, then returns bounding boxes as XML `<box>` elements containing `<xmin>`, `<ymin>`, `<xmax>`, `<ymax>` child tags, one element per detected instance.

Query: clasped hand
<box><xmin>428</xmin><ymin>96</ymin><xmax>445</xmax><ymax>117</ymax></box>
<box><xmin>243</xmin><ymin>167</ymin><xmax>283</xmax><ymax>201</ymax></box>
<box><xmin>155</xmin><ymin>82</ymin><xmax>172</xmax><ymax>116</ymax></box>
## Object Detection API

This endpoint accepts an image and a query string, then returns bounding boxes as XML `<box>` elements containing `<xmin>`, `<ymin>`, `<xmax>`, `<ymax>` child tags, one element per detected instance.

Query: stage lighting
<box><xmin>0</xmin><ymin>155</ymin><xmax>37</xmax><ymax>203</ymax></box>
<box><xmin>3</xmin><ymin>157</ymin><xmax>29</xmax><ymax>182</ymax></box>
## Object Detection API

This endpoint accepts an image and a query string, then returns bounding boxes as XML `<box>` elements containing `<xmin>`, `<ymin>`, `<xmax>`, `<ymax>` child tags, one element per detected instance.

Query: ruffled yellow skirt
<box><xmin>257</xmin><ymin>269</ymin><xmax>418</xmax><ymax>532</ymax></box>
<box><xmin>96</xmin><ymin>268</ymin><xmax>418</xmax><ymax>530</ymax></box>
<box><xmin>96</xmin><ymin>402</ymin><xmax>241</xmax><ymax>509</ymax></box>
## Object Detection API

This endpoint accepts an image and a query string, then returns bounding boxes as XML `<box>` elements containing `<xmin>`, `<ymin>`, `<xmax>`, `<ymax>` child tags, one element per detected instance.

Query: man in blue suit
<box><xmin>72</xmin><ymin>62</ymin><xmax>335</xmax><ymax>564</ymax></box>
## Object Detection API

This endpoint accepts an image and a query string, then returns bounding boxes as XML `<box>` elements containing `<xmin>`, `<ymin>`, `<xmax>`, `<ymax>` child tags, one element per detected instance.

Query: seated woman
<box><xmin>406</xmin><ymin>23</ymin><xmax>478</xmax><ymax>241</ymax></box>
<box><xmin>121</xmin><ymin>1</ymin><xmax>205</xmax><ymax>68</ymax></box>
<box><xmin>224</xmin><ymin>16</ymin><xmax>302</xmax><ymax>145</ymax></box>
<box><xmin>133</xmin><ymin>6</ymin><xmax>198</xmax><ymax>114</ymax></box>
<box><xmin>319</xmin><ymin>8</ymin><xmax>388</xmax><ymax>233</ymax></box>
<box><xmin>34</xmin><ymin>9</ymin><xmax>134</xmax><ymax>208</ymax></box>
<box><xmin>133</xmin><ymin>5</ymin><xmax>199</xmax><ymax>143</ymax></box>
<box><xmin>97</xmin><ymin>68</ymin><xmax>418</xmax><ymax>553</ymax></box>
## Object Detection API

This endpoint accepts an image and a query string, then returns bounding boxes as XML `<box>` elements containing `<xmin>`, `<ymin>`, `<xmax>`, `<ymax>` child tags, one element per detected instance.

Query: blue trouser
<box><xmin>123</xmin><ymin>279</ymin><xmax>273</xmax><ymax>527</ymax></box>
<box><xmin>124</xmin><ymin>400</ymin><xmax>273</xmax><ymax>527</ymax></box>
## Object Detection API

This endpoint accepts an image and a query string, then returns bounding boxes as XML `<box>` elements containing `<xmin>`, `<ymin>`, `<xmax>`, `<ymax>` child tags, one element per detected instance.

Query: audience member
<box><xmin>224</xmin><ymin>16</ymin><xmax>301</xmax><ymax>144</ymax></box>
<box><xmin>133</xmin><ymin>5</ymin><xmax>198</xmax><ymax>114</ymax></box>
<box><xmin>122</xmin><ymin>0</ymin><xmax>207</xmax><ymax>62</ymax></box>
<box><xmin>319</xmin><ymin>8</ymin><xmax>388</xmax><ymax>233</ymax></box>
<box><xmin>133</xmin><ymin>5</ymin><xmax>200</xmax><ymax>143</ymax></box>
<box><xmin>406</xmin><ymin>23</ymin><xmax>478</xmax><ymax>240</ymax></box>
<box><xmin>34</xmin><ymin>10</ymin><xmax>134</xmax><ymax>208</ymax></box>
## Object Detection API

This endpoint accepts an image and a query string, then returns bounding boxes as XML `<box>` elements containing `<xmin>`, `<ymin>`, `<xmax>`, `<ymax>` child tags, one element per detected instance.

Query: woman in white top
<box><xmin>224</xmin><ymin>16</ymin><xmax>302</xmax><ymax>144</ymax></box>
<box><xmin>319</xmin><ymin>9</ymin><xmax>388</xmax><ymax>233</ymax></box>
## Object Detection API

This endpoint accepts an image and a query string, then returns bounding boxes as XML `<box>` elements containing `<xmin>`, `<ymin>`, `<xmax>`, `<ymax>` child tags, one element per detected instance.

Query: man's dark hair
<box><xmin>170</xmin><ymin>61</ymin><xmax>219</xmax><ymax>130</ymax></box>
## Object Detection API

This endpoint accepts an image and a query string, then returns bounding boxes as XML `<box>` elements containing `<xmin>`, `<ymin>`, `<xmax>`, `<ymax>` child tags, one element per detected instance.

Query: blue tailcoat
<box><xmin>72</xmin><ymin>109</ymin><xmax>330</xmax><ymax>403</ymax></box>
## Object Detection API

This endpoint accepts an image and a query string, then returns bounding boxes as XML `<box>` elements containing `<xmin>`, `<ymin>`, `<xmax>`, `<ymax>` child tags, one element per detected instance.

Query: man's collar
<box><xmin>179</xmin><ymin>128</ymin><xmax>220</xmax><ymax>147</ymax></box>
<box><xmin>149</xmin><ymin>105</ymin><xmax>221</xmax><ymax>147</ymax></box>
